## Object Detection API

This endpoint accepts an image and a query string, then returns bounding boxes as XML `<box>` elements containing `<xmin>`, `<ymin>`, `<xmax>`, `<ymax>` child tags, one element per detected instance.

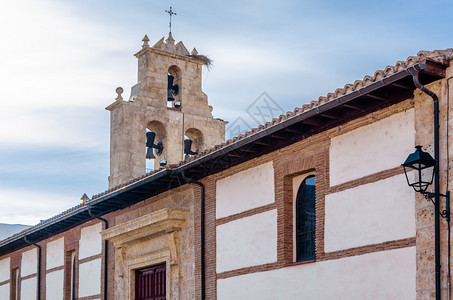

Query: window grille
<box><xmin>135</xmin><ymin>264</ymin><xmax>166</xmax><ymax>300</ymax></box>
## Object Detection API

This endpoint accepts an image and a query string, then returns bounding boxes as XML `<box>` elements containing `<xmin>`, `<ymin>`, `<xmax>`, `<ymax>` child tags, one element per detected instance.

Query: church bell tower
<box><xmin>106</xmin><ymin>34</ymin><xmax>225</xmax><ymax>188</ymax></box>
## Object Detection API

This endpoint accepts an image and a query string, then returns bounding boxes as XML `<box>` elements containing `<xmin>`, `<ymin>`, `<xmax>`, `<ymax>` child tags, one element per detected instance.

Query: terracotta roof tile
<box><xmin>192</xmin><ymin>48</ymin><xmax>452</xmax><ymax>163</ymax></box>
<box><xmin>4</xmin><ymin>49</ymin><xmax>451</xmax><ymax>244</ymax></box>
<box><xmin>60</xmin><ymin>48</ymin><xmax>453</xmax><ymax>204</ymax></box>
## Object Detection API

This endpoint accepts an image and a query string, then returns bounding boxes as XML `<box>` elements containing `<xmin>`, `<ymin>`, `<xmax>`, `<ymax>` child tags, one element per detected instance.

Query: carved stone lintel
<box><xmin>101</xmin><ymin>209</ymin><xmax>189</xmax><ymax>299</ymax></box>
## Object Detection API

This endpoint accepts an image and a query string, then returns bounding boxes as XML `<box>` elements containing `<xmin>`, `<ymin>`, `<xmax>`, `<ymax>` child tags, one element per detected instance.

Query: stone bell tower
<box><xmin>106</xmin><ymin>33</ymin><xmax>225</xmax><ymax>188</ymax></box>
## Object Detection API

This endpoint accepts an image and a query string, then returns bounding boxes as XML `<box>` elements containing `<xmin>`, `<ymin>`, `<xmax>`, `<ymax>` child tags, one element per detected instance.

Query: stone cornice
<box><xmin>134</xmin><ymin>46</ymin><xmax>204</xmax><ymax>65</ymax></box>
<box><xmin>105</xmin><ymin>100</ymin><xmax>124</xmax><ymax>111</ymax></box>
<box><xmin>101</xmin><ymin>209</ymin><xmax>189</xmax><ymax>247</ymax></box>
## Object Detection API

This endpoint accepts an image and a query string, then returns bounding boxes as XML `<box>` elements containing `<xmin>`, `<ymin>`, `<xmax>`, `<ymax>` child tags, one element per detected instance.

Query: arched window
<box><xmin>296</xmin><ymin>175</ymin><xmax>316</xmax><ymax>261</ymax></box>
<box><xmin>167</xmin><ymin>65</ymin><xmax>181</xmax><ymax>108</ymax></box>
<box><xmin>184</xmin><ymin>128</ymin><xmax>203</xmax><ymax>158</ymax></box>
<box><xmin>146</xmin><ymin>121</ymin><xmax>166</xmax><ymax>172</ymax></box>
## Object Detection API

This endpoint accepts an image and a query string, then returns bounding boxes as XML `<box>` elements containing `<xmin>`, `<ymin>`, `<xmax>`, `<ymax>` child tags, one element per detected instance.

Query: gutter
<box><xmin>0</xmin><ymin>169</ymin><xmax>174</xmax><ymax>251</ymax></box>
<box><xmin>447</xmin><ymin>76</ymin><xmax>453</xmax><ymax>300</ymax></box>
<box><xmin>0</xmin><ymin>62</ymin><xmax>447</xmax><ymax>277</ymax></box>
<box><xmin>0</xmin><ymin>62</ymin><xmax>435</xmax><ymax>255</ymax></box>
<box><xmin>24</xmin><ymin>236</ymin><xmax>41</xmax><ymax>300</ymax></box>
<box><xmin>181</xmin><ymin>63</ymin><xmax>429</xmax><ymax>170</ymax></box>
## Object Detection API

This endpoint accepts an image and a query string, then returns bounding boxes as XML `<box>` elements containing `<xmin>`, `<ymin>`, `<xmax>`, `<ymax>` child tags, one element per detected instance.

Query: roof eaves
<box><xmin>178</xmin><ymin>61</ymin><xmax>441</xmax><ymax>170</ymax></box>
<box><xmin>0</xmin><ymin>49</ymin><xmax>451</xmax><ymax>256</ymax></box>
<box><xmin>0</xmin><ymin>168</ymin><xmax>175</xmax><ymax>253</ymax></box>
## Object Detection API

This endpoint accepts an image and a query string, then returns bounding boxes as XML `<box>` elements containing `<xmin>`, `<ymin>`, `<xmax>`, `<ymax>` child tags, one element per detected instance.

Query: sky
<box><xmin>0</xmin><ymin>0</ymin><xmax>452</xmax><ymax>225</ymax></box>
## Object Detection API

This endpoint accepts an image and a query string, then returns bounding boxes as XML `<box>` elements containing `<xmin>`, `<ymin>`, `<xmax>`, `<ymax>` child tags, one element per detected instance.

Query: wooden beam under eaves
<box><xmin>319</xmin><ymin>112</ymin><xmax>340</xmax><ymax>120</ymax></box>
<box><xmin>284</xmin><ymin>126</ymin><xmax>306</xmax><ymax>134</ymax></box>
<box><xmin>253</xmin><ymin>140</ymin><xmax>272</xmax><ymax>146</ymax></box>
<box><xmin>342</xmin><ymin>103</ymin><xmax>364</xmax><ymax>110</ymax></box>
<box><xmin>390</xmin><ymin>82</ymin><xmax>412</xmax><ymax>90</ymax></box>
<box><xmin>366</xmin><ymin>93</ymin><xmax>387</xmax><ymax>101</ymax></box>
<box><xmin>301</xmin><ymin>118</ymin><xmax>324</xmax><ymax>127</ymax></box>
<box><xmin>239</xmin><ymin>147</ymin><xmax>255</xmax><ymax>153</ymax></box>
<box><xmin>227</xmin><ymin>151</ymin><xmax>242</xmax><ymax>158</ymax></box>
<box><xmin>270</xmin><ymin>134</ymin><xmax>288</xmax><ymax>140</ymax></box>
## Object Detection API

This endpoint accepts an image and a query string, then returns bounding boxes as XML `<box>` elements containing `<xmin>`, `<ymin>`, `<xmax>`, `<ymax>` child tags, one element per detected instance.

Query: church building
<box><xmin>0</xmin><ymin>31</ymin><xmax>452</xmax><ymax>299</ymax></box>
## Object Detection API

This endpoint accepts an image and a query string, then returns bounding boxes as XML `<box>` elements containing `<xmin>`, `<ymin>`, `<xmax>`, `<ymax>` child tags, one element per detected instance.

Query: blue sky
<box><xmin>0</xmin><ymin>0</ymin><xmax>452</xmax><ymax>225</ymax></box>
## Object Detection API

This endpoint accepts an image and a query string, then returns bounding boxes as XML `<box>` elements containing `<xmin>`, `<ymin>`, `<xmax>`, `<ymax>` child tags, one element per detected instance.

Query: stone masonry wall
<box><xmin>107</xmin><ymin>41</ymin><xmax>225</xmax><ymax>188</ymax></box>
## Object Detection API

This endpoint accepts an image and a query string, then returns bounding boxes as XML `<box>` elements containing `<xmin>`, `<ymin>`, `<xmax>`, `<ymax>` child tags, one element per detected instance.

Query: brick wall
<box><xmin>1</xmin><ymin>74</ymin><xmax>451</xmax><ymax>299</ymax></box>
<box><xmin>204</xmin><ymin>97</ymin><xmax>418</xmax><ymax>299</ymax></box>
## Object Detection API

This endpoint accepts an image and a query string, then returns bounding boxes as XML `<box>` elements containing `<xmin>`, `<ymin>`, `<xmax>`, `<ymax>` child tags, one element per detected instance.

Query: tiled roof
<box><xmin>1</xmin><ymin>48</ymin><xmax>452</xmax><ymax>246</ymax></box>
<box><xmin>79</xmin><ymin>49</ymin><xmax>453</xmax><ymax>200</ymax></box>
<box><xmin>182</xmin><ymin>49</ymin><xmax>453</xmax><ymax>162</ymax></box>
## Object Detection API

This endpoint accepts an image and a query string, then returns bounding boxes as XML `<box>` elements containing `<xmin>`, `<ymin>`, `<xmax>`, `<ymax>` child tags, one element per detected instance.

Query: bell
<box><xmin>184</xmin><ymin>139</ymin><xmax>198</xmax><ymax>156</ymax></box>
<box><xmin>146</xmin><ymin>147</ymin><xmax>156</xmax><ymax>159</ymax></box>
<box><xmin>146</xmin><ymin>131</ymin><xmax>164</xmax><ymax>159</ymax></box>
<box><xmin>167</xmin><ymin>88</ymin><xmax>175</xmax><ymax>102</ymax></box>
<box><xmin>167</xmin><ymin>74</ymin><xmax>179</xmax><ymax>102</ymax></box>
<box><xmin>168</xmin><ymin>74</ymin><xmax>175</xmax><ymax>88</ymax></box>
<box><xmin>146</xmin><ymin>131</ymin><xmax>156</xmax><ymax>148</ymax></box>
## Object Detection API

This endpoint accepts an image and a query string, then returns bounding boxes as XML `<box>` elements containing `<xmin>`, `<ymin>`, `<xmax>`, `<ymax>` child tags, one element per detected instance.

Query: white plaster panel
<box><xmin>21</xmin><ymin>248</ymin><xmax>37</xmax><ymax>277</ymax></box>
<box><xmin>216</xmin><ymin>209</ymin><xmax>277</xmax><ymax>273</ymax></box>
<box><xmin>218</xmin><ymin>246</ymin><xmax>415</xmax><ymax>300</ymax></box>
<box><xmin>0</xmin><ymin>257</ymin><xmax>10</xmax><ymax>282</ymax></box>
<box><xmin>325</xmin><ymin>174</ymin><xmax>415</xmax><ymax>252</ymax></box>
<box><xmin>46</xmin><ymin>269</ymin><xmax>64</xmax><ymax>300</ymax></box>
<box><xmin>0</xmin><ymin>283</ymin><xmax>9</xmax><ymax>297</ymax></box>
<box><xmin>20</xmin><ymin>277</ymin><xmax>37</xmax><ymax>300</ymax></box>
<box><xmin>216</xmin><ymin>162</ymin><xmax>275</xmax><ymax>219</ymax></box>
<box><xmin>46</xmin><ymin>237</ymin><xmax>64</xmax><ymax>270</ymax></box>
<box><xmin>330</xmin><ymin>109</ymin><xmax>415</xmax><ymax>186</ymax></box>
<box><xmin>79</xmin><ymin>223</ymin><xmax>103</xmax><ymax>259</ymax></box>
<box><xmin>78</xmin><ymin>258</ymin><xmax>101</xmax><ymax>298</ymax></box>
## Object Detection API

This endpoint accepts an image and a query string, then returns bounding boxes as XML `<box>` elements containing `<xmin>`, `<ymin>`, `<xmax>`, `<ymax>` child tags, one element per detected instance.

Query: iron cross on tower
<box><xmin>165</xmin><ymin>6</ymin><xmax>177</xmax><ymax>33</ymax></box>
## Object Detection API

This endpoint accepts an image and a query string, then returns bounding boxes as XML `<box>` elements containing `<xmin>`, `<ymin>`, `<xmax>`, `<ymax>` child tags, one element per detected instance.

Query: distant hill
<box><xmin>0</xmin><ymin>223</ymin><xmax>31</xmax><ymax>241</ymax></box>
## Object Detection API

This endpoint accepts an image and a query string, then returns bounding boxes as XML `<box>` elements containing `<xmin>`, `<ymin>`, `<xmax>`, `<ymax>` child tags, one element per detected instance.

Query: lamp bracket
<box><xmin>424</xmin><ymin>192</ymin><xmax>449</xmax><ymax>199</ymax></box>
<box><xmin>424</xmin><ymin>191</ymin><xmax>451</xmax><ymax>221</ymax></box>
<box><xmin>441</xmin><ymin>209</ymin><xmax>450</xmax><ymax>221</ymax></box>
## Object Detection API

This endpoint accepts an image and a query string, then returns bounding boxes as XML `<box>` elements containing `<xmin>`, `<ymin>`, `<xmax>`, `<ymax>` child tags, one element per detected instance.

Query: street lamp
<box><xmin>402</xmin><ymin>145</ymin><xmax>436</xmax><ymax>194</ymax></box>
<box><xmin>402</xmin><ymin>145</ymin><xmax>450</xmax><ymax>209</ymax></box>
<box><xmin>402</xmin><ymin>145</ymin><xmax>450</xmax><ymax>300</ymax></box>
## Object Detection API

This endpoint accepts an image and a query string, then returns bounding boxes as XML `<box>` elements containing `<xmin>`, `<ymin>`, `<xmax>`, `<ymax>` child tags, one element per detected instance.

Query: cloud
<box><xmin>0</xmin><ymin>106</ymin><xmax>110</xmax><ymax>149</ymax></box>
<box><xmin>0</xmin><ymin>0</ymin><xmax>451</xmax><ymax>229</ymax></box>
<box><xmin>0</xmin><ymin>0</ymin><xmax>135</xmax><ymax>150</ymax></box>
<box><xmin>0</xmin><ymin>187</ymin><xmax>79</xmax><ymax>225</ymax></box>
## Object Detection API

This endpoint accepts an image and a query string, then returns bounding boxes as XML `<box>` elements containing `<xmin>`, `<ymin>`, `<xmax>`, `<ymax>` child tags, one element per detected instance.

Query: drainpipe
<box><xmin>24</xmin><ymin>236</ymin><xmax>41</xmax><ymax>300</ymax></box>
<box><xmin>446</xmin><ymin>192</ymin><xmax>451</xmax><ymax>300</ymax></box>
<box><xmin>409</xmin><ymin>64</ymin><xmax>442</xmax><ymax>300</ymax></box>
<box><xmin>179</xmin><ymin>171</ymin><xmax>206</xmax><ymax>300</ymax></box>
<box><xmin>446</xmin><ymin>76</ymin><xmax>453</xmax><ymax>300</ymax></box>
<box><xmin>88</xmin><ymin>206</ymin><xmax>109</xmax><ymax>300</ymax></box>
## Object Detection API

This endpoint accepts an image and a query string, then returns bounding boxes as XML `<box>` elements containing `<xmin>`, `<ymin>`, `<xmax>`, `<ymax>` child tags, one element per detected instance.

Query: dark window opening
<box><xmin>296</xmin><ymin>175</ymin><xmax>316</xmax><ymax>262</ymax></box>
<box><xmin>71</xmin><ymin>253</ymin><xmax>76</xmax><ymax>300</ymax></box>
<box><xmin>135</xmin><ymin>264</ymin><xmax>166</xmax><ymax>300</ymax></box>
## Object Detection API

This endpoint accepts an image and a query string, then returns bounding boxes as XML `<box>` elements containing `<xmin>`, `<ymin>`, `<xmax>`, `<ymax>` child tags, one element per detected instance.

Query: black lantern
<box><xmin>402</xmin><ymin>145</ymin><xmax>436</xmax><ymax>193</ymax></box>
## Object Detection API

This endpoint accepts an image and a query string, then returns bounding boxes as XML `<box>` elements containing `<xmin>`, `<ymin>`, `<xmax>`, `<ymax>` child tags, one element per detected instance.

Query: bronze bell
<box><xmin>146</xmin><ymin>131</ymin><xmax>163</xmax><ymax>159</ymax></box>
<box><xmin>184</xmin><ymin>139</ymin><xmax>198</xmax><ymax>156</ymax></box>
